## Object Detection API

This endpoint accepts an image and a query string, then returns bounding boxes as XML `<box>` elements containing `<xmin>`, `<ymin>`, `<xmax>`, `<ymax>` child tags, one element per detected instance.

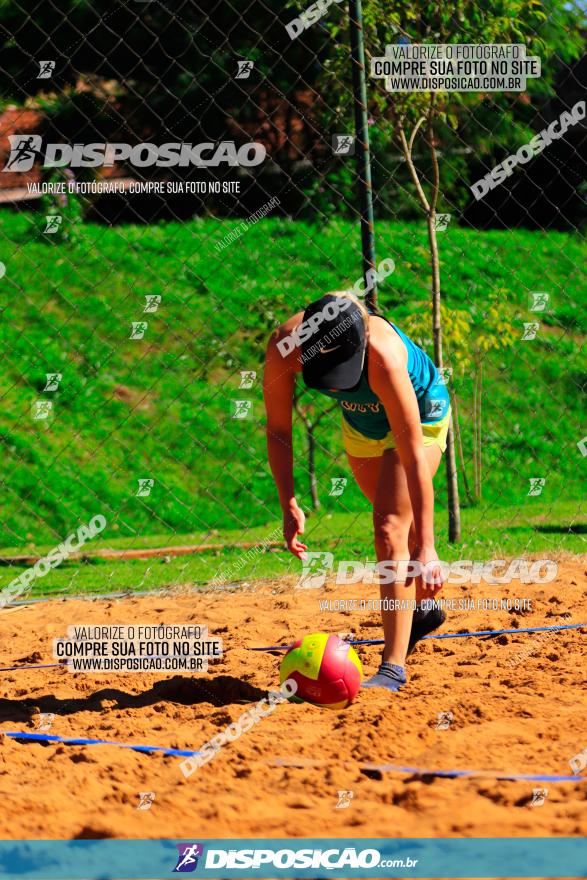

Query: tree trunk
<box><xmin>399</xmin><ymin>110</ymin><xmax>461</xmax><ymax>542</ymax></box>
<box><xmin>450</xmin><ymin>387</ymin><xmax>472</xmax><ymax>505</ymax></box>
<box><xmin>477</xmin><ymin>359</ymin><xmax>483</xmax><ymax>501</ymax></box>
<box><xmin>472</xmin><ymin>362</ymin><xmax>485</xmax><ymax>502</ymax></box>
<box><xmin>445</xmin><ymin>420</ymin><xmax>461</xmax><ymax>541</ymax></box>
<box><xmin>426</xmin><ymin>111</ymin><xmax>461</xmax><ymax>543</ymax></box>
<box><xmin>426</xmin><ymin>210</ymin><xmax>461</xmax><ymax>542</ymax></box>
<box><xmin>473</xmin><ymin>369</ymin><xmax>480</xmax><ymax>501</ymax></box>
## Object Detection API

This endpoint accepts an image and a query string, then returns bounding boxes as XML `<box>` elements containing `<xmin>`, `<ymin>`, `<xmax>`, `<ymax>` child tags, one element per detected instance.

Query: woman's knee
<box><xmin>373</xmin><ymin>511</ymin><xmax>411</xmax><ymax>557</ymax></box>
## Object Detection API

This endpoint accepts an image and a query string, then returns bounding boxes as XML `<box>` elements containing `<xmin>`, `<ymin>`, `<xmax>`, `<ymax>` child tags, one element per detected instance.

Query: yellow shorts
<box><xmin>342</xmin><ymin>410</ymin><xmax>451</xmax><ymax>458</ymax></box>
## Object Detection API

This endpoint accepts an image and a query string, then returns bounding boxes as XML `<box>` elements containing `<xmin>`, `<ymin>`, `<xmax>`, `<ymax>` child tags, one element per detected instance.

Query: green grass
<box><xmin>0</xmin><ymin>211</ymin><xmax>584</xmax><ymax>585</ymax></box>
<box><xmin>2</xmin><ymin>499</ymin><xmax>584</xmax><ymax>601</ymax></box>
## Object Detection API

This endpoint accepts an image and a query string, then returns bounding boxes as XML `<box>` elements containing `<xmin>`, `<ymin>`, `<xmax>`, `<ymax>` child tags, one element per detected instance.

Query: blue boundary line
<box><xmin>356</xmin><ymin>762</ymin><xmax>584</xmax><ymax>782</ymax></box>
<box><xmin>3</xmin><ymin>732</ymin><xmax>583</xmax><ymax>782</ymax></box>
<box><xmin>1</xmin><ymin>622</ymin><xmax>584</xmax><ymax>783</ymax></box>
<box><xmin>250</xmin><ymin>622</ymin><xmax>587</xmax><ymax>651</ymax></box>
<box><xmin>273</xmin><ymin>759</ymin><xmax>584</xmax><ymax>783</ymax></box>
<box><xmin>2</xmin><ymin>730</ymin><xmax>202</xmax><ymax>757</ymax></box>
<box><xmin>1</xmin><ymin>624</ymin><xmax>584</xmax><ymax>669</ymax></box>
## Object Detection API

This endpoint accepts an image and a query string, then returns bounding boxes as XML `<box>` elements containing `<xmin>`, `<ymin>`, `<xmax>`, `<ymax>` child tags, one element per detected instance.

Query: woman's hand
<box><xmin>283</xmin><ymin>501</ymin><xmax>307</xmax><ymax>560</ymax></box>
<box><xmin>411</xmin><ymin>545</ymin><xmax>444</xmax><ymax>594</ymax></box>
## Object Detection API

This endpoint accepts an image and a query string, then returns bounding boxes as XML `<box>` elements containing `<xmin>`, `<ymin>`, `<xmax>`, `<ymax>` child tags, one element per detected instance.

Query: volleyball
<box><xmin>279</xmin><ymin>633</ymin><xmax>362</xmax><ymax>709</ymax></box>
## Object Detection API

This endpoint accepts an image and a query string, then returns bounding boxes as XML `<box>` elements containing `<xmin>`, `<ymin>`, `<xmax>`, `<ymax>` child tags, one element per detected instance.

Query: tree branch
<box><xmin>398</xmin><ymin>120</ymin><xmax>430</xmax><ymax>214</ymax></box>
<box><xmin>426</xmin><ymin>94</ymin><xmax>440</xmax><ymax>216</ymax></box>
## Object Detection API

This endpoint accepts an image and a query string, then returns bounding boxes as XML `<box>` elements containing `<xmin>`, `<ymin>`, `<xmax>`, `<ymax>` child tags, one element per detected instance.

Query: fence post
<box><xmin>348</xmin><ymin>0</ymin><xmax>377</xmax><ymax>312</ymax></box>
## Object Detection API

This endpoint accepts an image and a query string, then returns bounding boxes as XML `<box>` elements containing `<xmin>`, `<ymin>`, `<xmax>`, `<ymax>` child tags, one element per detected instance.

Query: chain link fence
<box><xmin>0</xmin><ymin>0</ymin><xmax>584</xmax><ymax>598</ymax></box>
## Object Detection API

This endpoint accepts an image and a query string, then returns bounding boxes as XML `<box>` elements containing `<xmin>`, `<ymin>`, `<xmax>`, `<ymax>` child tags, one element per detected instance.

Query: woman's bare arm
<box><xmin>263</xmin><ymin>318</ymin><xmax>307</xmax><ymax>559</ymax></box>
<box><xmin>368</xmin><ymin>319</ymin><xmax>442</xmax><ymax>588</ymax></box>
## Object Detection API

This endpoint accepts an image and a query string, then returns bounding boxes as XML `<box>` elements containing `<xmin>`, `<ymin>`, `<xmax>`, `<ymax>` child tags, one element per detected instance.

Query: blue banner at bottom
<box><xmin>0</xmin><ymin>838</ymin><xmax>585</xmax><ymax>879</ymax></box>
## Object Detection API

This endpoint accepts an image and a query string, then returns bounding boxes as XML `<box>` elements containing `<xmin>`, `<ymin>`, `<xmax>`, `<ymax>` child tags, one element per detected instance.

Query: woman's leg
<box><xmin>348</xmin><ymin>452</ymin><xmax>413</xmax><ymax>664</ymax></box>
<box><xmin>375</xmin><ymin>445</ymin><xmax>443</xmax><ymax>665</ymax></box>
<box><xmin>408</xmin><ymin>446</ymin><xmax>443</xmax><ymax>604</ymax></box>
<box><xmin>349</xmin><ymin>445</ymin><xmax>443</xmax><ymax>664</ymax></box>
<box><xmin>371</xmin><ymin>449</ymin><xmax>415</xmax><ymax>666</ymax></box>
<box><xmin>346</xmin><ymin>453</ymin><xmax>382</xmax><ymax>505</ymax></box>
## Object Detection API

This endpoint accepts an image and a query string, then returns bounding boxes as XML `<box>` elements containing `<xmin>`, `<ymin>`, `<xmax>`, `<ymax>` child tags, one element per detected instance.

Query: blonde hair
<box><xmin>326</xmin><ymin>290</ymin><xmax>371</xmax><ymax>338</ymax></box>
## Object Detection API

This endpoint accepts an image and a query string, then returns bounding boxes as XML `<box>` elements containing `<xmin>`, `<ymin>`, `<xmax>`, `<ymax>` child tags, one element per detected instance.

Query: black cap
<box><xmin>301</xmin><ymin>294</ymin><xmax>366</xmax><ymax>391</ymax></box>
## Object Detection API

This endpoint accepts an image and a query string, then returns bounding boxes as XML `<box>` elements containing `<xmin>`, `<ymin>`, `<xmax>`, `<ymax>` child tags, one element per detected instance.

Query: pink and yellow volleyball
<box><xmin>279</xmin><ymin>633</ymin><xmax>362</xmax><ymax>709</ymax></box>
